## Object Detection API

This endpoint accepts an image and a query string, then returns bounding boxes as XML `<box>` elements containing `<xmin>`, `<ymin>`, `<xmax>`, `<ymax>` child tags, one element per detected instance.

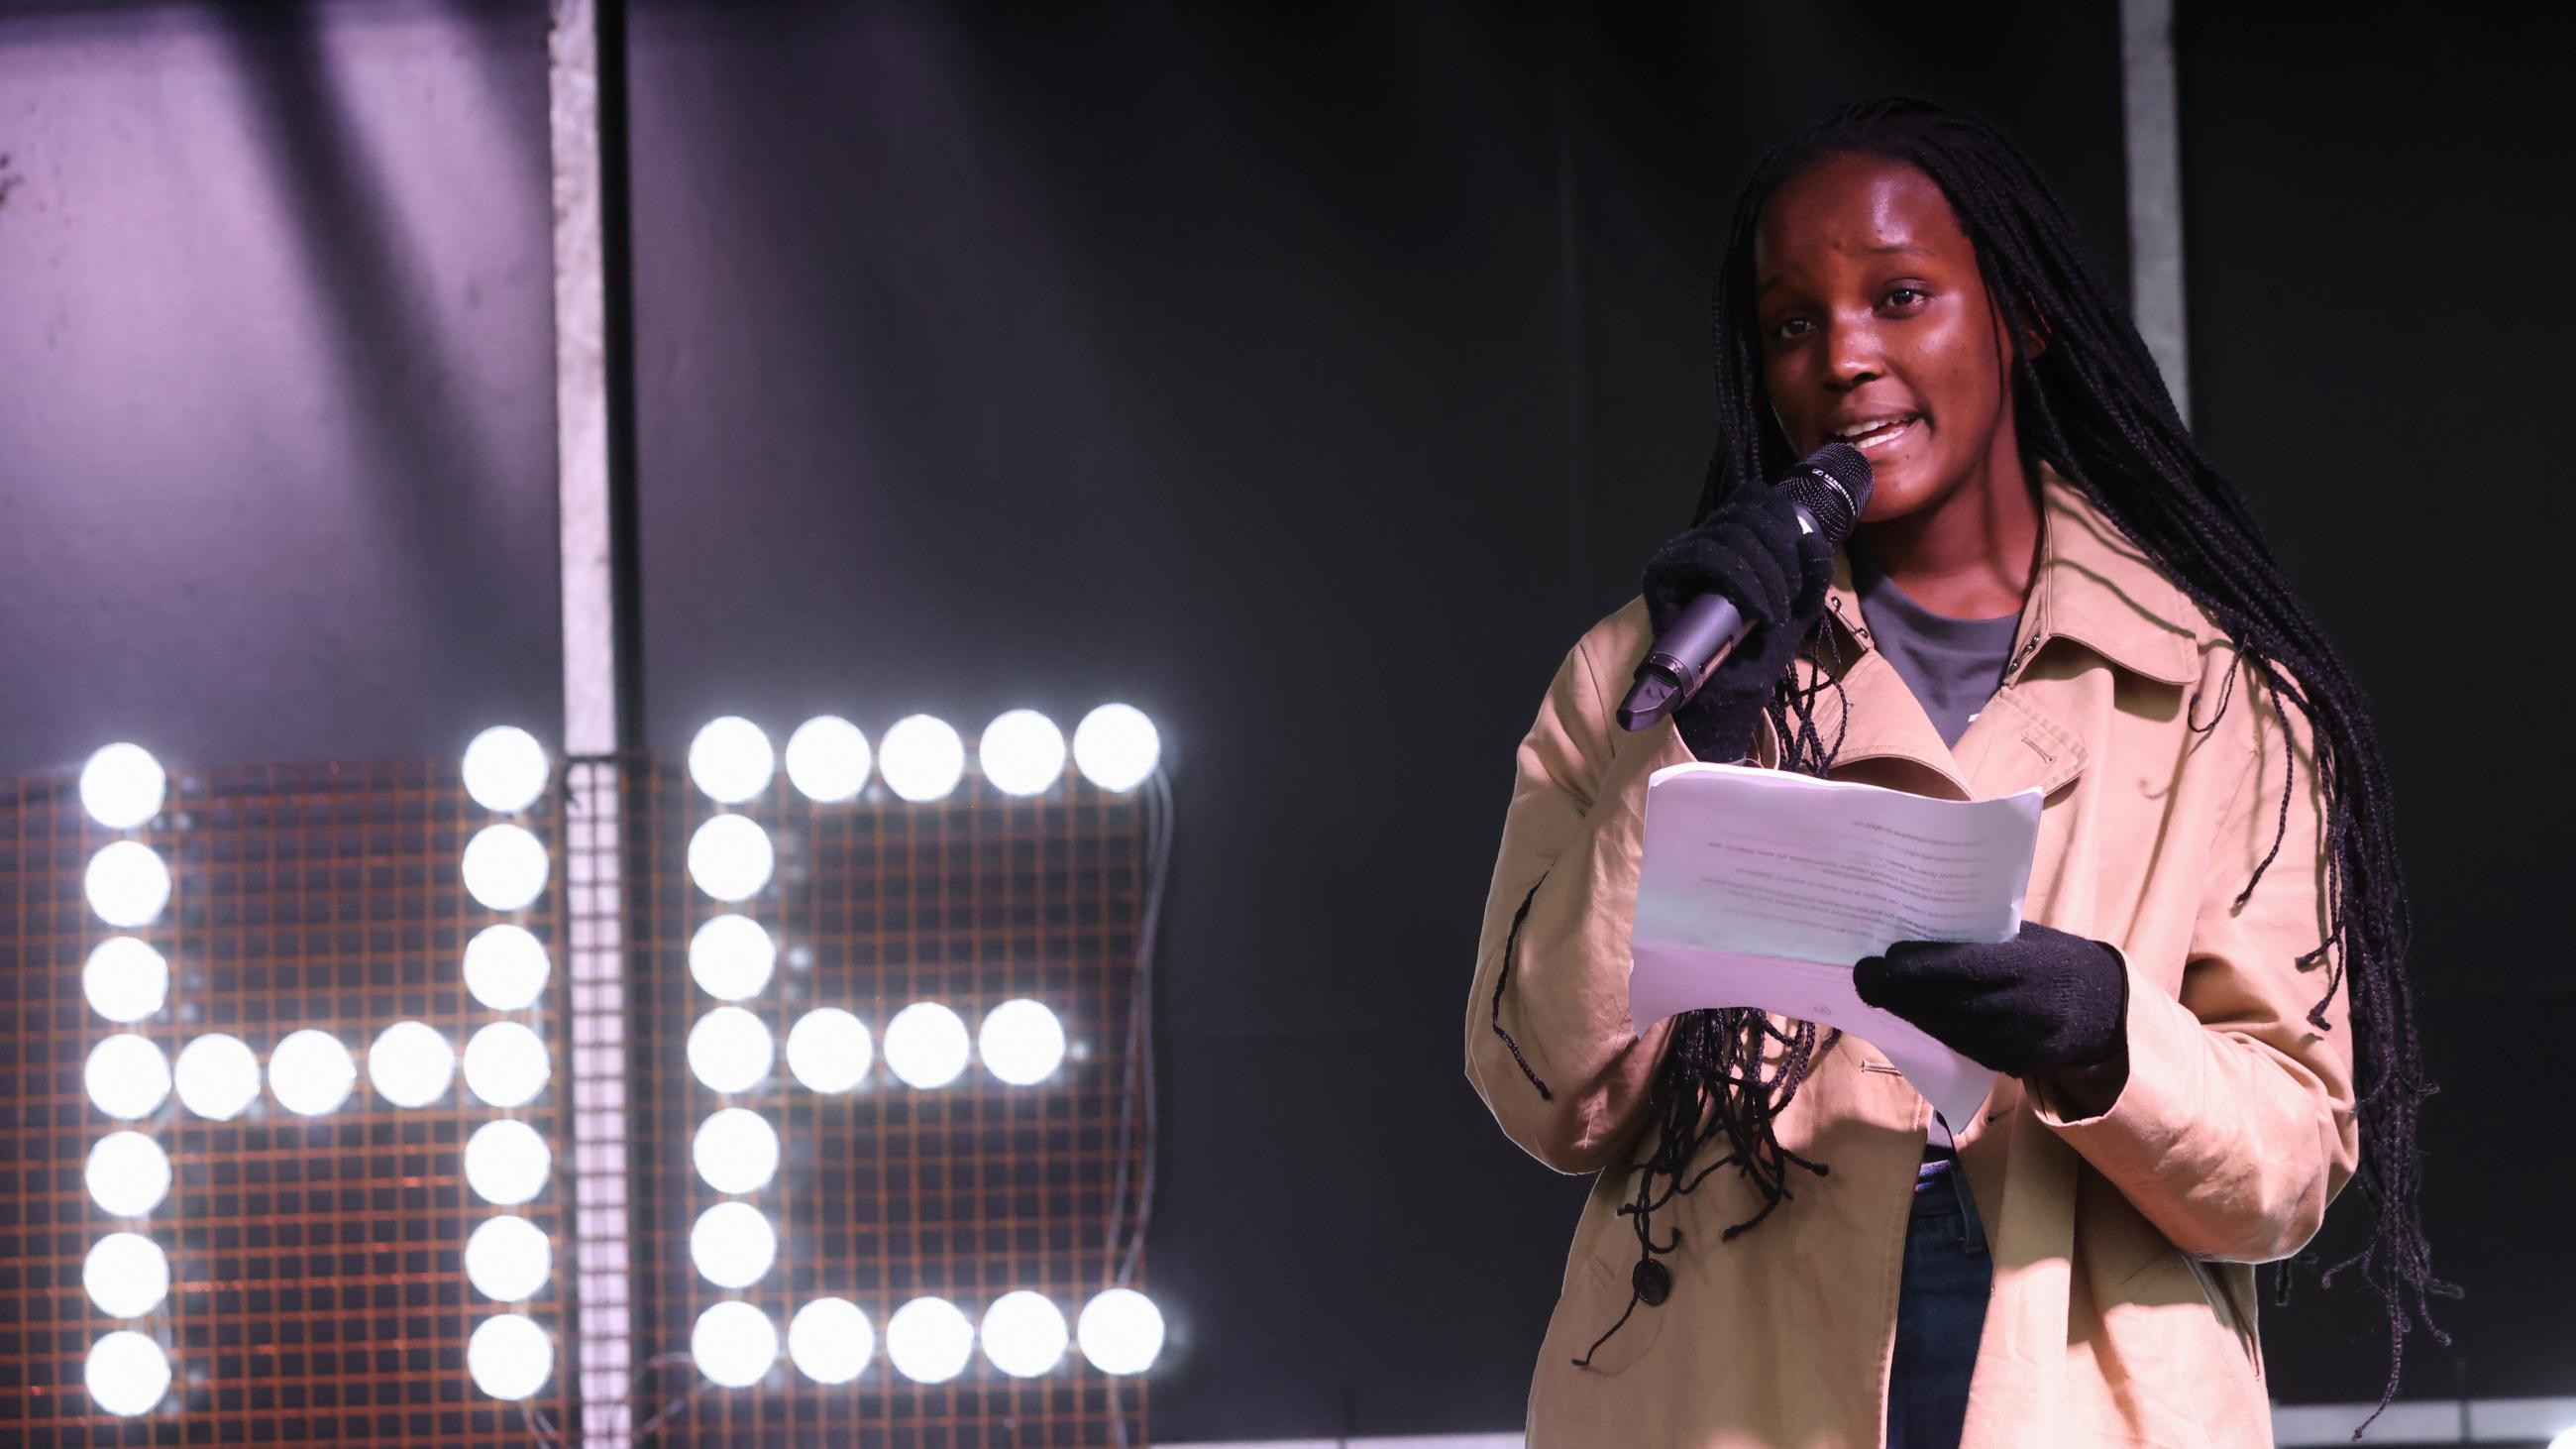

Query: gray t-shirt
<box><xmin>1851</xmin><ymin>548</ymin><xmax>2022</xmax><ymax>750</ymax></box>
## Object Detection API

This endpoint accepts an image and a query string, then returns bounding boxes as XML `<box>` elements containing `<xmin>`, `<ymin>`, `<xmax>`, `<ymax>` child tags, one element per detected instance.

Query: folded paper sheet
<box><xmin>1627</xmin><ymin>762</ymin><xmax>2044</xmax><ymax>1137</ymax></box>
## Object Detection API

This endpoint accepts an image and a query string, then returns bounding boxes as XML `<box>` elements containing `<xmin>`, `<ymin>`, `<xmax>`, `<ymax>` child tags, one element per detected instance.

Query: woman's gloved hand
<box><xmin>1852</xmin><ymin>922</ymin><xmax>2129</xmax><ymax>1077</ymax></box>
<box><xmin>1640</xmin><ymin>486</ymin><xmax>1835</xmax><ymax>763</ymax></box>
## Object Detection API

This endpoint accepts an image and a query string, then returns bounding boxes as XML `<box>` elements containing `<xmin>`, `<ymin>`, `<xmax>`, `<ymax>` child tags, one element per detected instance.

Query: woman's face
<box><xmin>1752</xmin><ymin>152</ymin><xmax>2034</xmax><ymax>523</ymax></box>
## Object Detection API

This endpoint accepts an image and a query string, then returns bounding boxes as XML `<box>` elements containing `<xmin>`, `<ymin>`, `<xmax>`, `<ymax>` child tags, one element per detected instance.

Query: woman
<box><xmin>1464</xmin><ymin>96</ymin><xmax>2447</xmax><ymax>1447</ymax></box>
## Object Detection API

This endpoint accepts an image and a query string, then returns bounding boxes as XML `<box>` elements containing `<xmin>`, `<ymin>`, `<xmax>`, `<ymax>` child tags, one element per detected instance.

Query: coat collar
<box><xmin>1774</xmin><ymin>462</ymin><xmax>2201</xmax><ymax>801</ymax></box>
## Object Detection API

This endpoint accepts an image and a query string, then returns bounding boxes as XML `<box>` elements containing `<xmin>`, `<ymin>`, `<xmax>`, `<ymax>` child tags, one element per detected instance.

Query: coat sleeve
<box><xmin>2035</xmin><ymin>667</ymin><xmax>2360</xmax><ymax>1263</ymax></box>
<box><xmin>1463</xmin><ymin>623</ymin><xmax>1685</xmax><ymax>1175</ymax></box>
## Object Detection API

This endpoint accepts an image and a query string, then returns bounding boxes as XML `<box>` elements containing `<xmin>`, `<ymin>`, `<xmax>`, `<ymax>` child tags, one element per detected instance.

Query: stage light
<box><xmin>788</xmin><ymin>1297</ymin><xmax>874</xmax><ymax>1385</ymax></box>
<box><xmin>467</xmin><ymin>1313</ymin><xmax>552</xmax><ymax>1400</ymax></box>
<box><xmin>367</xmin><ymin>1021</ymin><xmax>456</xmax><ymax>1108</ymax></box>
<box><xmin>464</xmin><ymin>1215</ymin><xmax>551</xmax><ymax>1302</ymax></box>
<box><xmin>786</xmin><ymin>715</ymin><xmax>871</xmax><ymax>802</ymax></box>
<box><xmin>688</xmin><ymin>914</ymin><xmax>775</xmax><ymax>1001</ymax></box>
<box><xmin>1074</xmin><ymin>704</ymin><xmax>1161</xmax><ymax>792</ymax></box>
<box><xmin>82</xmin><ymin>938</ymin><xmax>169</xmax><ymax>1025</ymax></box>
<box><xmin>692</xmin><ymin>1108</ymin><xmax>780</xmax><ymax>1195</ymax></box>
<box><xmin>464</xmin><ymin>924</ymin><xmax>551</xmax><ymax>1011</ymax></box>
<box><xmin>83</xmin><ymin>1330</ymin><xmax>170</xmax><ymax>1417</ymax></box>
<box><xmin>978</xmin><ymin>710</ymin><xmax>1066</xmax><ymax>796</ymax></box>
<box><xmin>878</xmin><ymin>715</ymin><xmax>964</xmax><ymax>803</ymax></box>
<box><xmin>84</xmin><ymin>1034</ymin><xmax>171</xmax><ymax>1121</ymax></box>
<box><xmin>82</xmin><ymin>1232</ymin><xmax>170</xmax><ymax>1318</ymax></box>
<box><xmin>173</xmin><ymin>1034</ymin><xmax>259</xmax><ymax>1121</ymax></box>
<box><xmin>981</xmin><ymin>1290</ymin><xmax>1069</xmax><ymax>1378</ymax></box>
<box><xmin>462</xmin><ymin>824</ymin><xmax>550</xmax><ymax>913</ymax></box>
<box><xmin>462</xmin><ymin>1022</ymin><xmax>550</xmax><ymax>1108</ymax></box>
<box><xmin>268</xmin><ymin>1030</ymin><xmax>357</xmax><ymax>1116</ymax></box>
<box><xmin>687</xmin><ymin>1007</ymin><xmax>774</xmax><ymax>1094</ymax></box>
<box><xmin>462</xmin><ymin>726</ymin><xmax>551</xmax><ymax>814</ymax></box>
<box><xmin>689</xmin><ymin>1201</ymin><xmax>777</xmax><ymax>1288</ymax></box>
<box><xmin>687</xmin><ymin>814</ymin><xmax>774</xmax><ymax>902</ymax></box>
<box><xmin>691</xmin><ymin>1300</ymin><xmax>777</xmax><ymax>1389</ymax></box>
<box><xmin>978</xmin><ymin>999</ymin><xmax>1066</xmax><ymax>1085</ymax></box>
<box><xmin>1076</xmin><ymin>1288</ymin><xmax>1165</xmax><ymax>1375</ymax></box>
<box><xmin>784</xmin><ymin>1007</ymin><xmax>871</xmax><ymax>1093</ymax></box>
<box><xmin>885</xmin><ymin>1296</ymin><xmax>975</xmax><ymax>1385</ymax></box>
<box><xmin>465</xmin><ymin>1119</ymin><xmax>552</xmax><ymax>1206</ymax></box>
<box><xmin>884</xmin><ymin>1003</ymin><xmax>969</xmax><ymax>1089</ymax></box>
<box><xmin>85</xmin><ymin>1132</ymin><xmax>171</xmax><ymax>1217</ymax></box>
<box><xmin>689</xmin><ymin>717</ymin><xmax>775</xmax><ymax>804</ymax></box>
<box><xmin>85</xmin><ymin>841</ymin><xmax>171</xmax><ymax>928</ymax></box>
<box><xmin>81</xmin><ymin>743</ymin><xmax>167</xmax><ymax>831</ymax></box>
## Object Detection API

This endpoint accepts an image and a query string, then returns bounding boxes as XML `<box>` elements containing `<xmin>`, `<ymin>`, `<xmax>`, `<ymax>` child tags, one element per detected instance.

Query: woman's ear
<box><xmin>2019</xmin><ymin>293</ymin><xmax>2051</xmax><ymax>360</ymax></box>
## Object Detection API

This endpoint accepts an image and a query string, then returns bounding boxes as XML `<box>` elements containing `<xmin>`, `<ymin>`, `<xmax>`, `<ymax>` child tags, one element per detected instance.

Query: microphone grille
<box><xmin>1776</xmin><ymin>441</ymin><xmax>1874</xmax><ymax>545</ymax></box>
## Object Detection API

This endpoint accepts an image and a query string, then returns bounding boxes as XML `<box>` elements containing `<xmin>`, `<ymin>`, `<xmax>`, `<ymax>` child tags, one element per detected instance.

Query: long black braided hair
<box><xmin>1586</xmin><ymin>95</ymin><xmax>2451</xmax><ymax>1415</ymax></box>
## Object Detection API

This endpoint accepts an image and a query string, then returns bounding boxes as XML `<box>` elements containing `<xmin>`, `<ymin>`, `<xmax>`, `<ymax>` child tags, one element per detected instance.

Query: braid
<box><xmin>1593</xmin><ymin>96</ymin><xmax>2454</xmax><ymax>1419</ymax></box>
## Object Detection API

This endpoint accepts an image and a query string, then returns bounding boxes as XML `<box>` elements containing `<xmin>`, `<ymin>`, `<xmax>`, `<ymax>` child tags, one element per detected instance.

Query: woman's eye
<box><xmin>1774</xmin><ymin>317</ymin><xmax>1811</xmax><ymax>340</ymax></box>
<box><xmin>1885</xmin><ymin>287</ymin><xmax>1924</xmax><ymax>308</ymax></box>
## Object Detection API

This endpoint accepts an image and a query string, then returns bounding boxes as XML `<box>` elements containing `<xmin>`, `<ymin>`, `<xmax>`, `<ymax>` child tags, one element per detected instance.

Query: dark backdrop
<box><xmin>619</xmin><ymin>1</ymin><xmax>2132</xmax><ymax>1436</ymax></box>
<box><xmin>0</xmin><ymin>0</ymin><xmax>2564</xmax><ymax>1439</ymax></box>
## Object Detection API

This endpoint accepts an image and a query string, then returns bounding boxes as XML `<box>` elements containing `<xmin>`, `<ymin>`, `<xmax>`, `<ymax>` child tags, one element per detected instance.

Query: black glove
<box><xmin>1640</xmin><ymin>486</ymin><xmax>1834</xmax><ymax>763</ymax></box>
<box><xmin>1852</xmin><ymin>922</ymin><xmax>2129</xmax><ymax>1077</ymax></box>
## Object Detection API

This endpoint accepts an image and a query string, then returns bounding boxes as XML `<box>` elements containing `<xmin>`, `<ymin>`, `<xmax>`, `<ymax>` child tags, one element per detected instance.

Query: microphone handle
<box><xmin>1614</xmin><ymin>502</ymin><xmax>1819</xmax><ymax>731</ymax></box>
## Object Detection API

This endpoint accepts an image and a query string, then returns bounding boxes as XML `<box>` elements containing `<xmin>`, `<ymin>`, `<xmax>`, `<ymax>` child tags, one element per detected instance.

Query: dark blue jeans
<box><xmin>1887</xmin><ymin>1163</ymin><xmax>1990</xmax><ymax>1449</ymax></box>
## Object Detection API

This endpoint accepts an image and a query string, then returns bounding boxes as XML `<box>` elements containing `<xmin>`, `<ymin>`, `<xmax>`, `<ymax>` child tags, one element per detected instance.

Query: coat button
<box><xmin>1632</xmin><ymin>1258</ymin><xmax>1671</xmax><ymax>1306</ymax></box>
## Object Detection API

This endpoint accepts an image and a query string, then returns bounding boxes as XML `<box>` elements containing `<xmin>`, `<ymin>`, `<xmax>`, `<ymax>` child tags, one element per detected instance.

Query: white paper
<box><xmin>1626</xmin><ymin>761</ymin><xmax>2044</xmax><ymax>1136</ymax></box>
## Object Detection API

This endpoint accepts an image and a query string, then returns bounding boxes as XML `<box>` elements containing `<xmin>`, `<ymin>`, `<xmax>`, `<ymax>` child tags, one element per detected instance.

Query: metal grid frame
<box><xmin>1</xmin><ymin>761</ymin><xmax>580</xmax><ymax>1445</ymax></box>
<box><xmin>616</xmin><ymin>747</ymin><xmax>1151</xmax><ymax>1445</ymax></box>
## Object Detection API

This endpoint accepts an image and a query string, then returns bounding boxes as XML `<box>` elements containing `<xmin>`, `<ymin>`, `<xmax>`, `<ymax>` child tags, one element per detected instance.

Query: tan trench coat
<box><xmin>1465</xmin><ymin>465</ymin><xmax>2355</xmax><ymax>1447</ymax></box>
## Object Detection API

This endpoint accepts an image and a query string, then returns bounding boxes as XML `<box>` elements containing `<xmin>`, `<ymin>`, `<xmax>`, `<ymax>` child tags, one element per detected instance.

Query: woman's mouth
<box><xmin>1833</xmin><ymin>413</ymin><xmax>1920</xmax><ymax>455</ymax></box>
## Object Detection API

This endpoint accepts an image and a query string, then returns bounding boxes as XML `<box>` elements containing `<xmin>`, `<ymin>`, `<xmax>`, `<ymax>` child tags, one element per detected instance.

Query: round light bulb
<box><xmin>85</xmin><ymin>1132</ymin><xmax>171</xmax><ymax>1217</ymax></box>
<box><xmin>464</xmin><ymin>924</ymin><xmax>551</xmax><ymax>1012</ymax></box>
<box><xmin>785</xmin><ymin>716</ymin><xmax>872</xmax><ymax>803</ymax></box>
<box><xmin>689</xmin><ymin>1200</ymin><xmax>777</xmax><ymax>1288</ymax></box>
<box><xmin>84</xmin><ymin>1330</ymin><xmax>171</xmax><ymax>1416</ymax></box>
<box><xmin>82</xmin><ymin>938</ymin><xmax>168</xmax><ymax>1025</ymax></box>
<box><xmin>83</xmin><ymin>1232</ymin><xmax>171</xmax><ymax>1318</ymax></box>
<box><xmin>886</xmin><ymin>1296</ymin><xmax>976</xmax><ymax>1385</ymax></box>
<box><xmin>688</xmin><ymin>915</ymin><xmax>775</xmax><ymax>1001</ymax></box>
<box><xmin>462</xmin><ymin>824</ymin><xmax>550</xmax><ymax>912</ymax></box>
<box><xmin>85</xmin><ymin>841</ymin><xmax>171</xmax><ymax>928</ymax></box>
<box><xmin>978</xmin><ymin>710</ymin><xmax>1066</xmax><ymax>796</ymax></box>
<box><xmin>1073</xmin><ymin>704</ymin><xmax>1162</xmax><ymax>793</ymax></box>
<box><xmin>785</xmin><ymin>1008</ymin><xmax>872</xmax><ymax>1093</ymax></box>
<box><xmin>687</xmin><ymin>1007</ymin><xmax>775</xmax><ymax>1094</ymax></box>
<box><xmin>467</xmin><ymin>1313</ymin><xmax>552</xmax><ymax>1400</ymax></box>
<box><xmin>884</xmin><ymin>1002</ymin><xmax>970</xmax><ymax>1089</ymax></box>
<box><xmin>981</xmin><ymin>1290</ymin><xmax>1069</xmax><ymax>1378</ymax></box>
<box><xmin>173</xmin><ymin>1034</ymin><xmax>260</xmax><ymax>1121</ymax></box>
<box><xmin>978</xmin><ymin>999</ymin><xmax>1067</xmax><ymax>1085</ymax></box>
<box><xmin>462</xmin><ymin>1022</ymin><xmax>550</xmax><ymax>1108</ymax></box>
<box><xmin>686</xmin><ymin>815</ymin><xmax>775</xmax><ymax>903</ymax></box>
<box><xmin>788</xmin><ymin>1296</ymin><xmax>875</xmax><ymax>1384</ymax></box>
<box><xmin>879</xmin><ymin>715</ymin><xmax>965</xmax><ymax>803</ymax></box>
<box><xmin>691</xmin><ymin>1300</ymin><xmax>777</xmax><ymax>1389</ymax></box>
<box><xmin>1077</xmin><ymin>1287</ymin><xmax>1166</xmax><ymax>1375</ymax></box>
<box><xmin>465</xmin><ymin>1215</ymin><xmax>551</xmax><ymax>1302</ymax></box>
<box><xmin>85</xmin><ymin>1035</ymin><xmax>171</xmax><ymax>1121</ymax></box>
<box><xmin>462</xmin><ymin>726</ymin><xmax>551</xmax><ymax>814</ymax></box>
<box><xmin>268</xmin><ymin>1030</ymin><xmax>357</xmax><ymax>1116</ymax></box>
<box><xmin>367</xmin><ymin>1021</ymin><xmax>456</xmax><ymax>1108</ymax></box>
<box><xmin>465</xmin><ymin>1119</ymin><xmax>552</xmax><ymax>1205</ymax></box>
<box><xmin>692</xmin><ymin>1108</ymin><xmax>780</xmax><ymax>1195</ymax></box>
<box><xmin>688</xmin><ymin>717</ymin><xmax>776</xmax><ymax>804</ymax></box>
<box><xmin>81</xmin><ymin>743</ymin><xmax>167</xmax><ymax>831</ymax></box>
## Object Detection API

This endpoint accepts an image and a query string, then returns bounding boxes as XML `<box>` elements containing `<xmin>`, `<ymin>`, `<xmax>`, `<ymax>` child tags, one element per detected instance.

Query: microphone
<box><xmin>1616</xmin><ymin>441</ymin><xmax>1875</xmax><ymax>731</ymax></box>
